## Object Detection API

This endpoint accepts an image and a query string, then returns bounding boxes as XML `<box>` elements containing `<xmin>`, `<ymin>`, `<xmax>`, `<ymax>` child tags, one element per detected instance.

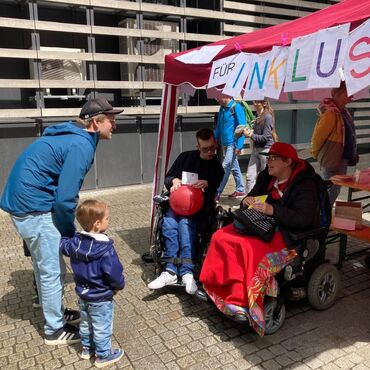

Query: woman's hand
<box><xmin>170</xmin><ymin>178</ymin><xmax>182</xmax><ymax>192</ymax></box>
<box><xmin>242</xmin><ymin>196</ymin><xmax>255</xmax><ymax>207</ymax></box>
<box><xmin>251</xmin><ymin>202</ymin><xmax>274</xmax><ymax>216</ymax></box>
<box><xmin>192</xmin><ymin>180</ymin><xmax>208</xmax><ymax>189</ymax></box>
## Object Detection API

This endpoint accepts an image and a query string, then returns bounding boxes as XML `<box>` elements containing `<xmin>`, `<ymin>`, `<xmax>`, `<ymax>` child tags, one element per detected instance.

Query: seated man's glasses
<box><xmin>199</xmin><ymin>145</ymin><xmax>217</xmax><ymax>154</ymax></box>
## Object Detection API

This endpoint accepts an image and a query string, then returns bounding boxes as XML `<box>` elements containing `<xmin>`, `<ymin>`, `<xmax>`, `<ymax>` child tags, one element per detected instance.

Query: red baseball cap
<box><xmin>263</xmin><ymin>142</ymin><xmax>299</xmax><ymax>161</ymax></box>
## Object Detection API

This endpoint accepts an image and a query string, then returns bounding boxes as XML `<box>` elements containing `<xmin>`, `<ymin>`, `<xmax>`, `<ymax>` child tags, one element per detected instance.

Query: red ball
<box><xmin>169</xmin><ymin>185</ymin><xmax>204</xmax><ymax>216</ymax></box>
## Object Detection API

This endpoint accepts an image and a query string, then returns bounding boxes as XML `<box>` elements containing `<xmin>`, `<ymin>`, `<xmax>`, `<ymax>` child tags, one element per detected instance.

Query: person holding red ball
<box><xmin>148</xmin><ymin>128</ymin><xmax>224</xmax><ymax>294</ymax></box>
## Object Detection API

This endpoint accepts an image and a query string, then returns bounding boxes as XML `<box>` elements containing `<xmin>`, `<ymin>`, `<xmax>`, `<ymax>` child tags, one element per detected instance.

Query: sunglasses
<box><xmin>266</xmin><ymin>155</ymin><xmax>282</xmax><ymax>161</ymax></box>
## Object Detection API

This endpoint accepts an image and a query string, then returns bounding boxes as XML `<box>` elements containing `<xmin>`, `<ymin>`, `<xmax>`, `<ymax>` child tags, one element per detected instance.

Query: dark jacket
<box><xmin>246</xmin><ymin>160</ymin><xmax>320</xmax><ymax>248</ymax></box>
<box><xmin>60</xmin><ymin>232</ymin><xmax>125</xmax><ymax>302</ymax></box>
<box><xmin>0</xmin><ymin>122</ymin><xmax>99</xmax><ymax>237</ymax></box>
<box><xmin>164</xmin><ymin>150</ymin><xmax>224</xmax><ymax>209</ymax></box>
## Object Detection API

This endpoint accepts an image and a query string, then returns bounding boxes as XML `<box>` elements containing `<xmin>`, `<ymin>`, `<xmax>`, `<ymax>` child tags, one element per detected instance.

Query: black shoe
<box><xmin>44</xmin><ymin>323</ymin><xmax>80</xmax><ymax>345</ymax></box>
<box><xmin>195</xmin><ymin>289</ymin><xmax>209</xmax><ymax>302</ymax></box>
<box><xmin>234</xmin><ymin>312</ymin><xmax>249</xmax><ymax>323</ymax></box>
<box><xmin>64</xmin><ymin>308</ymin><xmax>80</xmax><ymax>325</ymax></box>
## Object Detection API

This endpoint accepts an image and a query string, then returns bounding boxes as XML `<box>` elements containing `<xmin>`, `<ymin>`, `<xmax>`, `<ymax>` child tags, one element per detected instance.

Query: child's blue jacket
<box><xmin>60</xmin><ymin>232</ymin><xmax>125</xmax><ymax>302</ymax></box>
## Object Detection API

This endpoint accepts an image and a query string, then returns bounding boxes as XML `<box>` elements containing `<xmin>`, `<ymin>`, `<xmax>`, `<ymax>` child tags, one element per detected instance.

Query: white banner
<box><xmin>264</xmin><ymin>46</ymin><xmax>289</xmax><ymax>99</ymax></box>
<box><xmin>222</xmin><ymin>53</ymin><xmax>253</xmax><ymax>97</ymax></box>
<box><xmin>284</xmin><ymin>33</ymin><xmax>317</xmax><ymax>92</ymax></box>
<box><xmin>344</xmin><ymin>18</ymin><xmax>370</xmax><ymax>96</ymax></box>
<box><xmin>308</xmin><ymin>23</ymin><xmax>350</xmax><ymax>89</ymax></box>
<box><xmin>207</xmin><ymin>55</ymin><xmax>238</xmax><ymax>88</ymax></box>
<box><xmin>205</xmin><ymin>22</ymin><xmax>370</xmax><ymax>100</ymax></box>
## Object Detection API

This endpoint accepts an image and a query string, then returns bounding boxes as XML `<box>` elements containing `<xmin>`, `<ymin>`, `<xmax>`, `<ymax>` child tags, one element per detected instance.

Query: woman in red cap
<box><xmin>199</xmin><ymin>142</ymin><xmax>322</xmax><ymax>336</ymax></box>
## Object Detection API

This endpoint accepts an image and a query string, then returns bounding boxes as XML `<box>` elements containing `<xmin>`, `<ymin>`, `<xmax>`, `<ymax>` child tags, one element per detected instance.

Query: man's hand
<box><xmin>192</xmin><ymin>180</ymin><xmax>208</xmax><ymax>190</ymax></box>
<box><xmin>170</xmin><ymin>178</ymin><xmax>182</xmax><ymax>192</ymax></box>
<box><xmin>251</xmin><ymin>202</ymin><xmax>274</xmax><ymax>216</ymax></box>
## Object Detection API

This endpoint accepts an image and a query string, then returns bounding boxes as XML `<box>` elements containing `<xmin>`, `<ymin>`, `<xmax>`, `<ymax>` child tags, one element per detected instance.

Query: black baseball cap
<box><xmin>79</xmin><ymin>97</ymin><xmax>124</xmax><ymax>119</ymax></box>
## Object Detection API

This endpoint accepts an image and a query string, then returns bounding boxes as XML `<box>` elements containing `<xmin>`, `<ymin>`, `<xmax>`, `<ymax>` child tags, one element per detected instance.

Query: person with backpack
<box><xmin>243</xmin><ymin>99</ymin><xmax>276</xmax><ymax>193</ymax></box>
<box><xmin>214</xmin><ymin>95</ymin><xmax>247</xmax><ymax>201</ymax></box>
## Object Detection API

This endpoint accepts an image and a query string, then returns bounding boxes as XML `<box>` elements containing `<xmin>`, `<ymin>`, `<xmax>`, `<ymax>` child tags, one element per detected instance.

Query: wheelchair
<box><xmin>196</xmin><ymin>179</ymin><xmax>341</xmax><ymax>335</ymax></box>
<box><xmin>142</xmin><ymin>192</ymin><xmax>227</xmax><ymax>285</ymax></box>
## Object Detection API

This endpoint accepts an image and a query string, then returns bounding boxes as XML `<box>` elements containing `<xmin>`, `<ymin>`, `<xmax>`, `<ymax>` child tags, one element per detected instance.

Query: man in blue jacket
<box><xmin>0</xmin><ymin>97</ymin><xmax>123</xmax><ymax>345</ymax></box>
<box><xmin>214</xmin><ymin>95</ymin><xmax>246</xmax><ymax>201</ymax></box>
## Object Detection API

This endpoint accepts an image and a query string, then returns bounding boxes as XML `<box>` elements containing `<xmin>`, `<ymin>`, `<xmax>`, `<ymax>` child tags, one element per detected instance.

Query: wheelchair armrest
<box><xmin>288</xmin><ymin>226</ymin><xmax>328</xmax><ymax>241</ymax></box>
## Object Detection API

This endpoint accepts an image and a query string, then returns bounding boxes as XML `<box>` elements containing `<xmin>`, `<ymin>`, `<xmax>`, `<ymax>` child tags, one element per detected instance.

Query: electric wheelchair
<box><xmin>195</xmin><ymin>178</ymin><xmax>341</xmax><ymax>335</ymax></box>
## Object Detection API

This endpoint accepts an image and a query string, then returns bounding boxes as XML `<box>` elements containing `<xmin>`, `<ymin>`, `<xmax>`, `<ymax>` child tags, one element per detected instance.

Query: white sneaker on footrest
<box><xmin>148</xmin><ymin>271</ymin><xmax>177</xmax><ymax>290</ymax></box>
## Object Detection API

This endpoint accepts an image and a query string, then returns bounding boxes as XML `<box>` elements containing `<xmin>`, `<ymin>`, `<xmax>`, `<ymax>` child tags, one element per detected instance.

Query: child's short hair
<box><xmin>76</xmin><ymin>199</ymin><xmax>108</xmax><ymax>232</ymax></box>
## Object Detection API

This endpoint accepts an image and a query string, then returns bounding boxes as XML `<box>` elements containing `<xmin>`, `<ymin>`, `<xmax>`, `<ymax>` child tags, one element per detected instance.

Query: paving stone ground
<box><xmin>0</xmin><ymin>173</ymin><xmax>370</xmax><ymax>370</ymax></box>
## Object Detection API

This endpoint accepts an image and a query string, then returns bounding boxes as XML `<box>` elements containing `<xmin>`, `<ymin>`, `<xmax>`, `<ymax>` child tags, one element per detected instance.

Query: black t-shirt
<box><xmin>164</xmin><ymin>150</ymin><xmax>224</xmax><ymax>208</ymax></box>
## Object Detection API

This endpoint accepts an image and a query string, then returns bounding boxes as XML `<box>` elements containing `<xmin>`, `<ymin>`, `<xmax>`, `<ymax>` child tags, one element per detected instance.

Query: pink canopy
<box><xmin>151</xmin><ymin>0</ymin><xmax>370</xmax><ymax>226</ymax></box>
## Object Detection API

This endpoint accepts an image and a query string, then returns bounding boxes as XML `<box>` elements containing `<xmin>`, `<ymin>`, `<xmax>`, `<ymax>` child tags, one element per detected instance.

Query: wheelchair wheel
<box><xmin>264</xmin><ymin>298</ymin><xmax>286</xmax><ymax>335</ymax></box>
<box><xmin>307</xmin><ymin>263</ymin><xmax>340</xmax><ymax>310</ymax></box>
<box><xmin>150</xmin><ymin>208</ymin><xmax>163</xmax><ymax>263</ymax></box>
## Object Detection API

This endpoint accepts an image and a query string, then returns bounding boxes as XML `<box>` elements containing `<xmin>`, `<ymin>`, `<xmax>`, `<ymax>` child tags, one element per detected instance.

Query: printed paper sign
<box><xmin>222</xmin><ymin>53</ymin><xmax>253</xmax><ymax>97</ymax></box>
<box><xmin>208</xmin><ymin>55</ymin><xmax>238</xmax><ymax>88</ymax></box>
<box><xmin>244</xmin><ymin>52</ymin><xmax>271</xmax><ymax>100</ymax></box>
<box><xmin>284</xmin><ymin>33</ymin><xmax>317</xmax><ymax>92</ymax></box>
<box><xmin>308</xmin><ymin>23</ymin><xmax>350</xmax><ymax>89</ymax></box>
<box><xmin>344</xmin><ymin>18</ymin><xmax>370</xmax><ymax>96</ymax></box>
<box><xmin>182</xmin><ymin>171</ymin><xmax>198</xmax><ymax>185</ymax></box>
<box><xmin>264</xmin><ymin>46</ymin><xmax>289</xmax><ymax>99</ymax></box>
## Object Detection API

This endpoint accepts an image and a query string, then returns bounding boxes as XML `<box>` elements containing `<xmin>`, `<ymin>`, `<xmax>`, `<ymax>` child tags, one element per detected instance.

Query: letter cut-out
<box><xmin>344</xmin><ymin>18</ymin><xmax>370</xmax><ymax>96</ymax></box>
<box><xmin>284</xmin><ymin>33</ymin><xmax>317</xmax><ymax>92</ymax></box>
<box><xmin>308</xmin><ymin>23</ymin><xmax>350</xmax><ymax>89</ymax></box>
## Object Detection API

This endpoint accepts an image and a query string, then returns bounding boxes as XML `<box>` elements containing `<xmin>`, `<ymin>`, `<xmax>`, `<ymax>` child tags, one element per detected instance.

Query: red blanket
<box><xmin>200</xmin><ymin>224</ymin><xmax>295</xmax><ymax>335</ymax></box>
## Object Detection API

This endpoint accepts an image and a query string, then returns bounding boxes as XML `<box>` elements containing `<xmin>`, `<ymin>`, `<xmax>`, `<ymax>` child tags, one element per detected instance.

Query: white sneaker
<box><xmin>182</xmin><ymin>274</ymin><xmax>198</xmax><ymax>295</ymax></box>
<box><xmin>148</xmin><ymin>271</ymin><xmax>177</xmax><ymax>290</ymax></box>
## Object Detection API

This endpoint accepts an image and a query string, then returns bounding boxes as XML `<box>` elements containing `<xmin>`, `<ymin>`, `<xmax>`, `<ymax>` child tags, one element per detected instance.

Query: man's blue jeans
<box><xmin>11</xmin><ymin>212</ymin><xmax>66</xmax><ymax>335</ymax></box>
<box><xmin>322</xmin><ymin>159</ymin><xmax>349</xmax><ymax>207</ymax></box>
<box><xmin>79</xmin><ymin>299</ymin><xmax>114</xmax><ymax>359</ymax></box>
<box><xmin>217</xmin><ymin>144</ymin><xmax>245</xmax><ymax>195</ymax></box>
<box><xmin>162</xmin><ymin>208</ymin><xmax>197</xmax><ymax>276</ymax></box>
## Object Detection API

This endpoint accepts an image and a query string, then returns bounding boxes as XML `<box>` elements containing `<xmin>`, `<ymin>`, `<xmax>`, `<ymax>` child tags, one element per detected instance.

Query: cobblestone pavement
<box><xmin>1</xmin><ymin>180</ymin><xmax>370</xmax><ymax>370</ymax></box>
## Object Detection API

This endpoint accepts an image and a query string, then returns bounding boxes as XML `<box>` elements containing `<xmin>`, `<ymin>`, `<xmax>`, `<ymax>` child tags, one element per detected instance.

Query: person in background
<box><xmin>0</xmin><ymin>96</ymin><xmax>123</xmax><ymax>345</ymax></box>
<box><xmin>243</xmin><ymin>99</ymin><xmax>275</xmax><ymax>193</ymax></box>
<box><xmin>60</xmin><ymin>199</ymin><xmax>125</xmax><ymax>368</ymax></box>
<box><xmin>311</xmin><ymin>81</ymin><xmax>358</xmax><ymax>206</ymax></box>
<box><xmin>148</xmin><ymin>128</ymin><xmax>224</xmax><ymax>294</ymax></box>
<box><xmin>214</xmin><ymin>95</ymin><xmax>246</xmax><ymax>201</ymax></box>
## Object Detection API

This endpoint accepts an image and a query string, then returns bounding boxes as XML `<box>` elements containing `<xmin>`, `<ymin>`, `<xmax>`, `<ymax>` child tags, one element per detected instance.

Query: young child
<box><xmin>60</xmin><ymin>199</ymin><xmax>125</xmax><ymax>368</ymax></box>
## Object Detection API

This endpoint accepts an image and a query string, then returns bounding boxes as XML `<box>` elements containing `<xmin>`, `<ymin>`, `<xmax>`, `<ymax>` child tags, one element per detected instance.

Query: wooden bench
<box><xmin>328</xmin><ymin>224</ymin><xmax>370</xmax><ymax>267</ymax></box>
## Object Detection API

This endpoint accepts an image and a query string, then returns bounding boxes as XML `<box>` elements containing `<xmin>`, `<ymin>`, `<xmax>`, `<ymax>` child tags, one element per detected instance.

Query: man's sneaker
<box><xmin>182</xmin><ymin>274</ymin><xmax>198</xmax><ymax>295</ymax></box>
<box><xmin>148</xmin><ymin>271</ymin><xmax>177</xmax><ymax>290</ymax></box>
<box><xmin>44</xmin><ymin>323</ymin><xmax>80</xmax><ymax>345</ymax></box>
<box><xmin>95</xmin><ymin>348</ymin><xmax>124</xmax><ymax>368</ymax></box>
<box><xmin>64</xmin><ymin>308</ymin><xmax>80</xmax><ymax>325</ymax></box>
<box><xmin>80</xmin><ymin>347</ymin><xmax>96</xmax><ymax>360</ymax></box>
<box><xmin>32</xmin><ymin>293</ymin><xmax>41</xmax><ymax>308</ymax></box>
<box><xmin>228</xmin><ymin>191</ymin><xmax>246</xmax><ymax>198</ymax></box>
